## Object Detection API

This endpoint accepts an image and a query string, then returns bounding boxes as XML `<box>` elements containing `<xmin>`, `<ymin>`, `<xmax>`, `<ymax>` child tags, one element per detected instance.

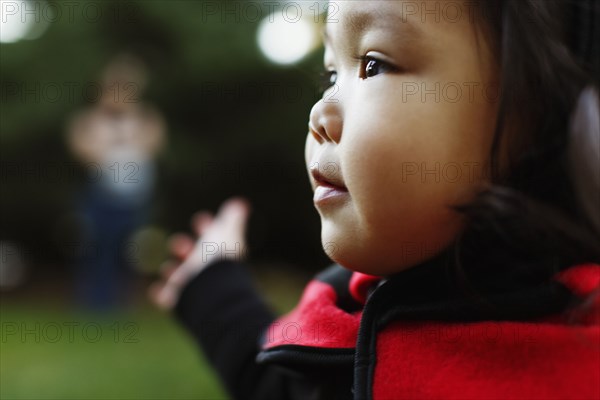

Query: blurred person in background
<box><xmin>68</xmin><ymin>54</ymin><xmax>166</xmax><ymax>311</ymax></box>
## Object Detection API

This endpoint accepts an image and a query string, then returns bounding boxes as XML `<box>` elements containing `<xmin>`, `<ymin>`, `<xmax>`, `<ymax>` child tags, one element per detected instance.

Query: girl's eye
<box><xmin>360</xmin><ymin>56</ymin><xmax>397</xmax><ymax>79</ymax></box>
<box><xmin>319</xmin><ymin>70</ymin><xmax>338</xmax><ymax>92</ymax></box>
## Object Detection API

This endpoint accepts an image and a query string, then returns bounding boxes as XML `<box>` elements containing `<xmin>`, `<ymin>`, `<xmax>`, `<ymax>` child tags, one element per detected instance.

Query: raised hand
<box><xmin>149</xmin><ymin>197</ymin><xmax>251</xmax><ymax>310</ymax></box>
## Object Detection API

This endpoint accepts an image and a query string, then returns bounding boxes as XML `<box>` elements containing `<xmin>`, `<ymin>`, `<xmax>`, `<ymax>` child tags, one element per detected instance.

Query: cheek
<box><xmin>339</xmin><ymin>98</ymin><xmax>493</xmax><ymax>266</ymax></box>
<box><xmin>345</xmin><ymin>93</ymin><xmax>494</xmax><ymax>199</ymax></box>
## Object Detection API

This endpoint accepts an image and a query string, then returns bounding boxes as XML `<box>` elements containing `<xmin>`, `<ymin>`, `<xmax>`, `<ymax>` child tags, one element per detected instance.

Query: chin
<box><xmin>320</xmin><ymin>219</ymin><xmax>453</xmax><ymax>276</ymax></box>
<box><xmin>319</xmin><ymin>221</ymin><xmax>396</xmax><ymax>275</ymax></box>
<box><xmin>328</xmin><ymin>245</ymin><xmax>441</xmax><ymax>276</ymax></box>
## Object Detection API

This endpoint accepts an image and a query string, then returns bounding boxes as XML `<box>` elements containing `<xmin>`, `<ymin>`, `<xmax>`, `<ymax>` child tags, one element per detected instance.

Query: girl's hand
<box><xmin>148</xmin><ymin>197</ymin><xmax>251</xmax><ymax>310</ymax></box>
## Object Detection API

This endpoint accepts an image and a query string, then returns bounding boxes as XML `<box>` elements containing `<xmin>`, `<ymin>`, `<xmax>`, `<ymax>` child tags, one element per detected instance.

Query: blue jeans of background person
<box><xmin>74</xmin><ymin>184</ymin><xmax>150</xmax><ymax>312</ymax></box>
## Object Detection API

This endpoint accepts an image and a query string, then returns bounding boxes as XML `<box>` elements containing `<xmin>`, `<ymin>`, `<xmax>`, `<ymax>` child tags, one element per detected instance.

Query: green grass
<box><xmin>0</xmin><ymin>266</ymin><xmax>308</xmax><ymax>400</ymax></box>
<box><xmin>0</xmin><ymin>300</ymin><xmax>227</xmax><ymax>400</ymax></box>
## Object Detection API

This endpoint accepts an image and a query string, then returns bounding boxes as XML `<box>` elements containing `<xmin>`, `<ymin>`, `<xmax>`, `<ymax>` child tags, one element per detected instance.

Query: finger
<box><xmin>192</xmin><ymin>211</ymin><xmax>214</xmax><ymax>236</ymax></box>
<box><xmin>167</xmin><ymin>267</ymin><xmax>191</xmax><ymax>288</ymax></box>
<box><xmin>147</xmin><ymin>282</ymin><xmax>170</xmax><ymax>310</ymax></box>
<box><xmin>159</xmin><ymin>260</ymin><xmax>179</xmax><ymax>280</ymax></box>
<box><xmin>219</xmin><ymin>197</ymin><xmax>250</xmax><ymax>215</ymax></box>
<box><xmin>168</xmin><ymin>233</ymin><xmax>195</xmax><ymax>260</ymax></box>
<box><xmin>149</xmin><ymin>281</ymin><xmax>179</xmax><ymax>310</ymax></box>
<box><xmin>217</xmin><ymin>197</ymin><xmax>251</xmax><ymax>228</ymax></box>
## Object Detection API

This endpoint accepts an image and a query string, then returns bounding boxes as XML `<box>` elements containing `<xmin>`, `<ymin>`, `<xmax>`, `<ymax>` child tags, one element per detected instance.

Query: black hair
<box><xmin>447</xmin><ymin>0</ymin><xmax>600</xmax><ymax>319</ymax></box>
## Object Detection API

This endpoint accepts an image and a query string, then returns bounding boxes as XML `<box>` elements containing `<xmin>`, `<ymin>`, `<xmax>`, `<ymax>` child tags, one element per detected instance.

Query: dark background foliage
<box><xmin>0</xmin><ymin>0</ymin><xmax>330</xmax><ymax>283</ymax></box>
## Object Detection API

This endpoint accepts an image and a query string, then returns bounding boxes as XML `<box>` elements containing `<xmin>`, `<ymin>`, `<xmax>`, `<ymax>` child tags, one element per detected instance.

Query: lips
<box><xmin>310</xmin><ymin>164</ymin><xmax>348</xmax><ymax>192</ymax></box>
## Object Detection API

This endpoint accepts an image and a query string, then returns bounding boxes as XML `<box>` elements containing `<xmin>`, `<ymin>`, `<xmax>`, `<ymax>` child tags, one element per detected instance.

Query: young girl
<box><xmin>150</xmin><ymin>1</ymin><xmax>600</xmax><ymax>399</ymax></box>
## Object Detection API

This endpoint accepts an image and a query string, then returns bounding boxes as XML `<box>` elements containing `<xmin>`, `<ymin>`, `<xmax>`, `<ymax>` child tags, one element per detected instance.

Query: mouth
<box><xmin>310</xmin><ymin>166</ymin><xmax>348</xmax><ymax>191</ymax></box>
<box><xmin>309</xmin><ymin>164</ymin><xmax>349</xmax><ymax>205</ymax></box>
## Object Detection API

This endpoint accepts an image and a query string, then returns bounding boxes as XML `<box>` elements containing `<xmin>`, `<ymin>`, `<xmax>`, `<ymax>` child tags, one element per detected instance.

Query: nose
<box><xmin>308</xmin><ymin>98</ymin><xmax>343</xmax><ymax>144</ymax></box>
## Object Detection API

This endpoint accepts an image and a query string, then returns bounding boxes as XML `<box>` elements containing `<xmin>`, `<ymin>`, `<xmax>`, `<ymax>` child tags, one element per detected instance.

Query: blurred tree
<box><xmin>0</xmin><ymin>0</ymin><xmax>329</xmax><ymax>279</ymax></box>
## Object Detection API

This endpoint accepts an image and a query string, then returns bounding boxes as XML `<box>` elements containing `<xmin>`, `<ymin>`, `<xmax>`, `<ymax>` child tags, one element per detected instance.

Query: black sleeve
<box><xmin>173</xmin><ymin>259</ymin><xmax>321</xmax><ymax>400</ymax></box>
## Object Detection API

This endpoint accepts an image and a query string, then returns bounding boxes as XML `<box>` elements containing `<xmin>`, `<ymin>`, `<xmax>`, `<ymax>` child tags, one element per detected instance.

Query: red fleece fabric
<box><xmin>374</xmin><ymin>264</ymin><xmax>600</xmax><ymax>399</ymax></box>
<box><xmin>263</xmin><ymin>264</ymin><xmax>600</xmax><ymax>399</ymax></box>
<box><xmin>263</xmin><ymin>280</ymin><xmax>362</xmax><ymax>349</ymax></box>
<box><xmin>350</xmin><ymin>271</ymin><xmax>382</xmax><ymax>304</ymax></box>
<box><xmin>373</xmin><ymin>319</ymin><xmax>600</xmax><ymax>399</ymax></box>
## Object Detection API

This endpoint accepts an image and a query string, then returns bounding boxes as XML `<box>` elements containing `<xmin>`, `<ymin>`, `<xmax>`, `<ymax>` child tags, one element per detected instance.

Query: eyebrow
<box><xmin>322</xmin><ymin>9</ymin><xmax>423</xmax><ymax>45</ymax></box>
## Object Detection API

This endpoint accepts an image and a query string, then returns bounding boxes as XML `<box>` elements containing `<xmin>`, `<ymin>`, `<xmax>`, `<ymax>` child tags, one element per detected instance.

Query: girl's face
<box><xmin>305</xmin><ymin>0</ymin><xmax>500</xmax><ymax>275</ymax></box>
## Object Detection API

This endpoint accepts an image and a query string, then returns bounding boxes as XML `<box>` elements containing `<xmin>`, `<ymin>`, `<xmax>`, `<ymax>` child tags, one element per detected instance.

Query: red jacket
<box><xmin>259</xmin><ymin>263</ymin><xmax>600</xmax><ymax>399</ymax></box>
